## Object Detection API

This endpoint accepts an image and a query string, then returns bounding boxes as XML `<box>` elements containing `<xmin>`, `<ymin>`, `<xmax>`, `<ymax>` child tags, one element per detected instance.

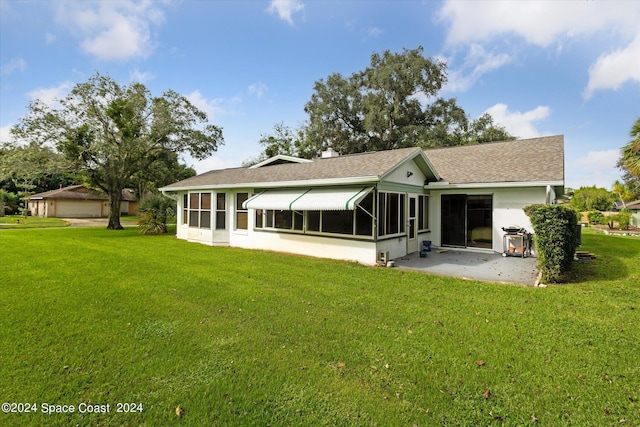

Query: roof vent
<box><xmin>321</xmin><ymin>147</ymin><xmax>339</xmax><ymax>158</ymax></box>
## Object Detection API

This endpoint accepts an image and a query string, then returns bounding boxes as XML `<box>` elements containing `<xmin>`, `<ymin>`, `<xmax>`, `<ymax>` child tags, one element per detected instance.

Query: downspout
<box><xmin>545</xmin><ymin>185</ymin><xmax>551</xmax><ymax>205</ymax></box>
<box><xmin>161</xmin><ymin>189</ymin><xmax>178</xmax><ymax>201</ymax></box>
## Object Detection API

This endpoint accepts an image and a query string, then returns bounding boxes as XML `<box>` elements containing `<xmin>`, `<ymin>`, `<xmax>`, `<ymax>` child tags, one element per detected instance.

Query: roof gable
<box><xmin>249</xmin><ymin>154</ymin><xmax>313</xmax><ymax>168</ymax></box>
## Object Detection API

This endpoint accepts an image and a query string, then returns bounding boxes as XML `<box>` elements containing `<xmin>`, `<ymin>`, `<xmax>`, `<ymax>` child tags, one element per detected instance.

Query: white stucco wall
<box><xmin>232</xmin><ymin>228</ymin><xmax>378</xmax><ymax>265</ymax></box>
<box><xmin>172</xmin><ymin>184</ymin><xmax>552</xmax><ymax>262</ymax></box>
<box><xmin>428</xmin><ymin>186</ymin><xmax>548</xmax><ymax>253</ymax></box>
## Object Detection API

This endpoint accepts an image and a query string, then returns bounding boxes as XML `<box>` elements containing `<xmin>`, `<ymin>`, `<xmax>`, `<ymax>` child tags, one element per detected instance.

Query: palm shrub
<box><xmin>524</xmin><ymin>204</ymin><xmax>580</xmax><ymax>283</ymax></box>
<box><xmin>607</xmin><ymin>209</ymin><xmax>631</xmax><ymax>230</ymax></box>
<box><xmin>137</xmin><ymin>194</ymin><xmax>175</xmax><ymax>235</ymax></box>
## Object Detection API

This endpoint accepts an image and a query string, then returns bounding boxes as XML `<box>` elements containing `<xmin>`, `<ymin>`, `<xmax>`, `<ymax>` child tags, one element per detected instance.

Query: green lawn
<box><xmin>0</xmin><ymin>227</ymin><xmax>638</xmax><ymax>426</ymax></box>
<box><xmin>0</xmin><ymin>215</ymin><xmax>69</xmax><ymax>228</ymax></box>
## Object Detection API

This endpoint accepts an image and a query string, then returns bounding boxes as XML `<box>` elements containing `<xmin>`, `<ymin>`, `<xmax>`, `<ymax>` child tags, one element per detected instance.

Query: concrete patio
<box><xmin>393</xmin><ymin>248</ymin><xmax>539</xmax><ymax>286</ymax></box>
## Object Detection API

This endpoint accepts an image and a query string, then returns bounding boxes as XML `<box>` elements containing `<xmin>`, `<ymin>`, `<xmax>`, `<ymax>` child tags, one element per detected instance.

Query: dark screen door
<box><xmin>441</xmin><ymin>195</ymin><xmax>466</xmax><ymax>247</ymax></box>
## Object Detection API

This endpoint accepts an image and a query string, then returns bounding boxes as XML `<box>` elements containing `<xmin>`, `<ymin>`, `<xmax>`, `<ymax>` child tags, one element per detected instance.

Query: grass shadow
<box><xmin>569</xmin><ymin>232</ymin><xmax>639</xmax><ymax>283</ymax></box>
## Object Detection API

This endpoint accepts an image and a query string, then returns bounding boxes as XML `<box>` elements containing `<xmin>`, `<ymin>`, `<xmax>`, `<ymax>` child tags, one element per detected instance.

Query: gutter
<box><xmin>425</xmin><ymin>180</ymin><xmax>564</xmax><ymax>190</ymax></box>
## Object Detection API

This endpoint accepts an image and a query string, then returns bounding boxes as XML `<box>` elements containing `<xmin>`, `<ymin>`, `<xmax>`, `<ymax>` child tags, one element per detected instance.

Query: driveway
<box><xmin>393</xmin><ymin>248</ymin><xmax>539</xmax><ymax>286</ymax></box>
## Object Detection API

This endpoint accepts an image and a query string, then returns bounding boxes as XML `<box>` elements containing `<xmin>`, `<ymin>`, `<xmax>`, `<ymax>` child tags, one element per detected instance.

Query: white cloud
<box><xmin>129</xmin><ymin>68</ymin><xmax>155</xmax><ymax>84</ymax></box>
<box><xmin>567</xmin><ymin>149</ymin><xmax>622</xmax><ymax>189</ymax></box>
<box><xmin>186</xmin><ymin>91</ymin><xmax>226</xmax><ymax>121</ymax></box>
<box><xmin>483</xmin><ymin>103</ymin><xmax>550</xmax><ymax>139</ymax></box>
<box><xmin>0</xmin><ymin>124</ymin><xmax>14</xmax><ymax>144</ymax></box>
<box><xmin>55</xmin><ymin>1</ymin><xmax>166</xmax><ymax>61</ymax></box>
<box><xmin>268</xmin><ymin>0</ymin><xmax>304</xmax><ymax>25</ymax></box>
<box><xmin>445</xmin><ymin>44</ymin><xmax>512</xmax><ymax>92</ymax></box>
<box><xmin>438</xmin><ymin>1</ymin><xmax>640</xmax><ymax>48</ymax></box>
<box><xmin>583</xmin><ymin>34</ymin><xmax>640</xmax><ymax>99</ymax></box>
<box><xmin>1</xmin><ymin>57</ymin><xmax>27</xmax><ymax>76</ymax></box>
<box><xmin>574</xmin><ymin>149</ymin><xmax>620</xmax><ymax>170</ymax></box>
<box><xmin>27</xmin><ymin>81</ymin><xmax>74</xmax><ymax>108</ymax></box>
<box><xmin>247</xmin><ymin>82</ymin><xmax>268</xmax><ymax>98</ymax></box>
<box><xmin>438</xmin><ymin>1</ymin><xmax>640</xmax><ymax>97</ymax></box>
<box><xmin>366</xmin><ymin>26</ymin><xmax>383</xmax><ymax>39</ymax></box>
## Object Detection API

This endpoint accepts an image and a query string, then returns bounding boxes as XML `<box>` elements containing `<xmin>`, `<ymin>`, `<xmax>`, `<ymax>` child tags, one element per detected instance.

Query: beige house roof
<box><xmin>29</xmin><ymin>185</ymin><xmax>137</xmax><ymax>201</ymax></box>
<box><xmin>161</xmin><ymin>135</ymin><xmax>564</xmax><ymax>191</ymax></box>
<box><xmin>425</xmin><ymin>135</ymin><xmax>564</xmax><ymax>184</ymax></box>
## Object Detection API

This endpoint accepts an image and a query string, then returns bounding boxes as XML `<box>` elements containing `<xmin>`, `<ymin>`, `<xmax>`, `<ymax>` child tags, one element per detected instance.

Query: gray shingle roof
<box><xmin>28</xmin><ymin>185</ymin><xmax>137</xmax><ymax>201</ymax></box>
<box><xmin>425</xmin><ymin>135</ymin><xmax>564</xmax><ymax>184</ymax></box>
<box><xmin>162</xmin><ymin>147</ymin><xmax>425</xmax><ymax>189</ymax></box>
<box><xmin>162</xmin><ymin>135</ymin><xmax>564</xmax><ymax>190</ymax></box>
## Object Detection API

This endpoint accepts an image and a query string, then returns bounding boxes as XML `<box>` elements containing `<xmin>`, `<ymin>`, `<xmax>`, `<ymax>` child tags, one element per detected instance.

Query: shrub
<box><xmin>607</xmin><ymin>210</ymin><xmax>631</xmax><ymax>230</ymax></box>
<box><xmin>569</xmin><ymin>186</ymin><xmax>614</xmax><ymax>211</ymax></box>
<box><xmin>137</xmin><ymin>194</ymin><xmax>175</xmax><ymax>235</ymax></box>
<box><xmin>524</xmin><ymin>204</ymin><xmax>580</xmax><ymax>283</ymax></box>
<box><xmin>587</xmin><ymin>210</ymin><xmax>605</xmax><ymax>225</ymax></box>
<box><xmin>0</xmin><ymin>190</ymin><xmax>19</xmax><ymax>215</ymax></box>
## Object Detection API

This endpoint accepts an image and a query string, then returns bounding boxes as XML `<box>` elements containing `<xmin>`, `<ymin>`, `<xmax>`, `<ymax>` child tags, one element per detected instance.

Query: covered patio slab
<box><xmin>393</xmin><ymin>248</ymin><xmax>539</xmax><ymax>286</ymax></box>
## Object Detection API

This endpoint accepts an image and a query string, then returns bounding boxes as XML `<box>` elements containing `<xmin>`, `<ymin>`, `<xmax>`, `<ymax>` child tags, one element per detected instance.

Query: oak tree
<box><xmin>296</xmin><ymin>46</ymin><xmax>512</xmax><ymax>157</ymax></box>
<box><xmin>11</xmin><ymin>73</ymin><xmax>223</xmax><ymax>229</ymax></box>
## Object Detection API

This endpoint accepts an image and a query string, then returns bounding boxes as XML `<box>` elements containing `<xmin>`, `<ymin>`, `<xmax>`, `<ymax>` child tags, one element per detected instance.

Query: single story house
<box><xmin>27</xmin><ymin>185</ymin><xmax>139</xmax><ymax>218</ymax></box>
<box><xmin>159</xmin><ymin>135</ymin><xmax>565</xmax><ymax>265</ymax></box>
<box><xmin>623</xmin><ymin>200</ymin><xmax>640</xmax><ymax>227</ymax></box>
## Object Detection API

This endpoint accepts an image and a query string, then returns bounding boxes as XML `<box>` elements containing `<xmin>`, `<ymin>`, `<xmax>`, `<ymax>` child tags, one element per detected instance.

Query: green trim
<box><xmin>344</xmin><ymin>187</ymin><xmax>369</xmax><ymax>210</ymax></box>
<box><xmin>288</xmin><ymin>188</ymin><xmax>311</xmax><ymax>210</ymax></box>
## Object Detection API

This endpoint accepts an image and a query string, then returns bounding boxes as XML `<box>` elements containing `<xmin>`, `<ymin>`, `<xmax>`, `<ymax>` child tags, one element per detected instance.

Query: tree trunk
<box><xmin>107</xmin><ymin>189</ymin><xmax>124</xmax><ymax>230</ymax></box>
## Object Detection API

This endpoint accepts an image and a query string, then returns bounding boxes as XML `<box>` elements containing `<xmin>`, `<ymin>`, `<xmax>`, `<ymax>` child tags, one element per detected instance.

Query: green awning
<box><xmin>243</xmin><ymin>187</ymin><xmax>373</xmax><ymax>211</ymax></box>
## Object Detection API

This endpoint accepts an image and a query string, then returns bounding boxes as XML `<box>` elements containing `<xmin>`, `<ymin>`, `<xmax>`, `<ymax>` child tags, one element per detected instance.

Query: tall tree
<box><xmin>129</xmin><ymin>150</ymin><xmax>196</xmax><ymax>199</ymax></box>
<box><xmin>0</xmin><ymin>142</ymin><xmax>67</xmax><ymax>215</ymax></box>
<box><xmin>359</xmin><ymin>47</ymin><xmax>446</xmax><ymax>150</ymax></box>
<box><xmin>611</xmin><ymin>180</ymin><xmax>635</xmax><ymax>209</ymax></box>
<box><xmin>569</xmin><ymin>186</ymin><xmax>614</xmax><ymax>212</ymax></box>
<box><xmin>619</xmin><ymin>117</ymin><xmax>640</xmax><ymax>179</ymax></box>
<box><xmin>11</xmin><ymin>73</ymin><xmax>223</xmax><ymax>229</ymax></box>
<box><xmin>273</xmin><ymin>46</ymin><xmax>514</xmax><ymax>160</ymax></box>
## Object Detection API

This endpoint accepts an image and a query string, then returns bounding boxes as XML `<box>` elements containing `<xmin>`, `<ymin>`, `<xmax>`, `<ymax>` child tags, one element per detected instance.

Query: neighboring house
<box><xmin>623</xmin><ymin>200</ymin><xmax>640</xmax><ymax>227</ymax></box>
<box><xmin>159</xmin><ymin>135</ymin><xmax>565</xmax><ymax>265</ymax></box>
<box><xmin>27</xmin><ymin>185</ymin><xmax>139</xmax><ymax>218</ymax></box>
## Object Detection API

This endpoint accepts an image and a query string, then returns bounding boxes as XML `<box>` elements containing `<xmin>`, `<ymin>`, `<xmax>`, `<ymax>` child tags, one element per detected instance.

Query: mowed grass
<box><xmin>0</xmin><ymin>227</ymin><xmax>638</xmax><ymax>426</ymax></box>
<box><xmin>0</xmin><ymin>215</ymin><xmax>69</xmax><ymax>229</ymax></box>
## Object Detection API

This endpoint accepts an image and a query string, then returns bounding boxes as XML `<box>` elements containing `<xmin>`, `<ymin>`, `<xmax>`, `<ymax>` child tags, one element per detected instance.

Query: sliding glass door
<box><xmin>441</xmin><ymin>195</ymin><xmax>492</xmax><ymax>248</ymax></box>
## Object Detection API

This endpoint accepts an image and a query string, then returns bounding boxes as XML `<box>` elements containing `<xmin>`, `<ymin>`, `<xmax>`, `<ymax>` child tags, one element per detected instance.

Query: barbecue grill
<box><xmin>501</xmin><ymin>225</ymin><xmax>532</xmax><ymax>257</ymax></box>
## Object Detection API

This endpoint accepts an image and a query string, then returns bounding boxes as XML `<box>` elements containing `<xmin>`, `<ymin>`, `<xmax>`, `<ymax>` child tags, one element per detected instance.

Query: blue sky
<box><xmin>1</xmin><ymin>0</ymin><xmax>639</xmax><ymax>190</ymax></box>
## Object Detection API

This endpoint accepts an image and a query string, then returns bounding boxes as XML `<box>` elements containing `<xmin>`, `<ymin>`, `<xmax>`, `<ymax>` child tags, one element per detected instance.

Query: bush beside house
<box><xmin>137</xmin><ymin>194</ymin><xmax>175</xmax><ymax>235</ymax></box>
<box><xmin>524</xmin><ymin>204</ymin><xmax>580</xmax><ymax>283</ymax></box>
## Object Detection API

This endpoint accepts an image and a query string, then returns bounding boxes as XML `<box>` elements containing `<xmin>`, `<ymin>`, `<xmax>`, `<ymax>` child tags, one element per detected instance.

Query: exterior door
<box><xmin>407</xmin><ymin>196</ymin><xmax>418</xmax><ymax>253</ymax></box>
<box><xmin>441</xmin><ymin>194</ymin><xmax>493</xmax><ymax>248</ymax></box>
<box><xmin>441</xmin><ymin>195</ymin><xmax>466</xmax><ymax>247</ymax></box>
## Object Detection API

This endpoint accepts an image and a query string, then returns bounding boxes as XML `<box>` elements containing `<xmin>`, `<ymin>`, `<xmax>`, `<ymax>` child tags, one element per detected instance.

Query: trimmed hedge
<box><xmin>524</xmin><ymin>204</ymin><xmax>580</xmax><ymax>283</ymax></box>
